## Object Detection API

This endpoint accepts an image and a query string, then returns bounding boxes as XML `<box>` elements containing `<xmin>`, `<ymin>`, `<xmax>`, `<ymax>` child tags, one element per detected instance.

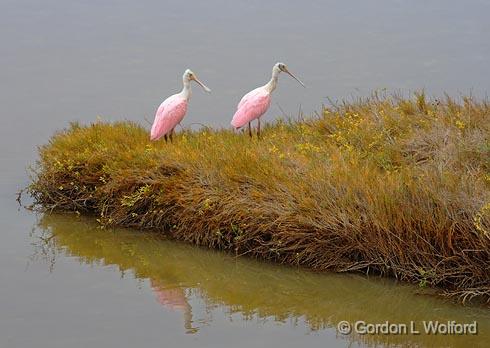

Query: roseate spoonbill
<box><xmin>150</xmin><ymin>69</ymin><xmax>211</xmax><ymax>142</ymax></box>
<box><xmin>231</xmin><ymin>62</ymin><xmax>305</xmax><ymax>138</ymax></box>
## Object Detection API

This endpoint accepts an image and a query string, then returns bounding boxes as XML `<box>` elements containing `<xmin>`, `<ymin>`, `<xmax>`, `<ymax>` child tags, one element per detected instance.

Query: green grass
<box><xmin>28</xmin><ymin>92</ymin><xmax>490</xmax><ymax>303</ymax></box>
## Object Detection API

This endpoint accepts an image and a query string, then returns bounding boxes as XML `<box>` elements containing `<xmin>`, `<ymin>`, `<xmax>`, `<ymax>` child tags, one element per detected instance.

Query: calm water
<box><xmin>1</xmin><ymin>1</ymin><xmax>489</xmax><ymax>347</ymax></box>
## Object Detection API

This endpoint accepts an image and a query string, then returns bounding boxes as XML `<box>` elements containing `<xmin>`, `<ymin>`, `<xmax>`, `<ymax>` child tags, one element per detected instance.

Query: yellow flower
<box><xmin>455</xmin><ymin>120</ymin><xmax>466</xmax><ymax>129</ymax></box>
<box><xmin>268</xmin><ymin>145</ymin><xmax>279</xmax><ymax>154</ymax></box>
<box><xmin>295</xmin><ymin>142</ymin><xmax>321</xmax><ymax>154</ymax></box>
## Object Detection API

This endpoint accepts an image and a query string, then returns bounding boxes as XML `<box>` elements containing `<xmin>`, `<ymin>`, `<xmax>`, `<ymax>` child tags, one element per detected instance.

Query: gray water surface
<box><xmin>1</xmin><ymin>1</ymin><xmax>489</xmax><ymax>347</ymax></box>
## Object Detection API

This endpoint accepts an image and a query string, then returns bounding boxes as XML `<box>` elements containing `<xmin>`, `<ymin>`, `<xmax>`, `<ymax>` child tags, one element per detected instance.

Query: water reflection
<box><xmin>150</xmin><ymin>281</ymin><xmax>197</xmax><ymax>334</ymax></box>
<box><xmin>32</xmin><ymin>213</ymin><xmax>490</xmax><ymax>347</ymax></box>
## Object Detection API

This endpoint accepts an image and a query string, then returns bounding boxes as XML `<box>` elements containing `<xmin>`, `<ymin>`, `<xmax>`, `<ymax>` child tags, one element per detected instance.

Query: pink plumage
<box><xmin>150</xmin><ymin>69</ymin><xmax>210</xmax><ymax>142</ymax></box>
<box><xmin>150</xmin><ymin>95</ymin><xmax>188</xmax><ymax>140</ymax></box>
<box><xmin>230</xmin><ymin>62</ymin><xmax>304</xmax><ymax>137</ymax></box>
<box><xmin>231</xmin><ymin>87</ymin><xmax>271</xmax><ymax>129</ymax></box>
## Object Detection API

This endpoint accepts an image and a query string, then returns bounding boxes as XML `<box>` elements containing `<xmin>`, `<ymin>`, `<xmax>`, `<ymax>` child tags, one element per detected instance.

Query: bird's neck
<box><xmin>180</xmin><ymin>79</ymin><xmax>191</xmax><ymax>100</ymax></box>
<box><xmin>264</xmin><ymin>69</ymin><xmax>280</xmax><ymax>93</ymax></box>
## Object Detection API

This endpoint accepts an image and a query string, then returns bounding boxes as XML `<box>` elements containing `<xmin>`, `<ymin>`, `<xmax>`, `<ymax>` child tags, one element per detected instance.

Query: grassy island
<box><xmin>28</xmin><ymin>93</ymin><xmax>490</xmax><ymax>303</ymax></box>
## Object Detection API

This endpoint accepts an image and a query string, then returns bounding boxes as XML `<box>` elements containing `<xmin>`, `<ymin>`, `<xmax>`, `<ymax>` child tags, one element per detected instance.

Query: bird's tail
<box><xmin>230</xmin><ymin>109</ymin><xmax>246</xmax><ymax>129</ymax></box>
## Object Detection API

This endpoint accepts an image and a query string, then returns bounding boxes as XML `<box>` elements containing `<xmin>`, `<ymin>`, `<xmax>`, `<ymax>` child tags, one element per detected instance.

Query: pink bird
<box><xmin>151</xmin><ymin>69</ymin><xmax>211</xmax><ymax>142</ymax></box>
<box><xmin>231</xmin><ymin>62</ymin><xmax>305</xmax><ymax>138</ymax></box>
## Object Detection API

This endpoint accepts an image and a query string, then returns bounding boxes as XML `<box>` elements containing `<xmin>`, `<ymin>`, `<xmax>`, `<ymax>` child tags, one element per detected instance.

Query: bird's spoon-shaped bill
<box><xmin>285</xmin><ymin>69</ymin><xmax>306</xmax><ymax>88</ymax></box>
<box><xmin>192</xmin><ymin>76</ymin><xmax>211</xmax><ymax>93</ymax></box>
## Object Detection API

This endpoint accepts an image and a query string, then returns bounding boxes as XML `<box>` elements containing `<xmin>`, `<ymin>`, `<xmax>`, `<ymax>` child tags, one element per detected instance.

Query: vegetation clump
<box><xmin>28</xmin><ymin>93</ymin><xmax>490</xmax><ymax>303</ymax></box>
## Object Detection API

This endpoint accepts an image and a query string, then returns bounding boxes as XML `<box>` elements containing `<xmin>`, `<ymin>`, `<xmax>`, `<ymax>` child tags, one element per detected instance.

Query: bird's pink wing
<box><xmin>150</xmin><ymin>95</ymin><xmax>187</xmax><ymax>140</ymax></box>
<box><xmin>231</xmin><ymin>88</ymin><xmax>271</xmax><ymax>128</ymax></box>
<box><xmin>237</xmin><ymin>87</ymin><xmax>259</xmax><ymax>110</ymax></box>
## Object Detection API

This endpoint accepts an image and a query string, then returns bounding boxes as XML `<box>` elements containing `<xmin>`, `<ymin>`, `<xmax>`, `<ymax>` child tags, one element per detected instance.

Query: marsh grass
<box><xmin>28</xmin><ymin>93</ymin><xmax>490</xmax><ymax>303</ymax></box>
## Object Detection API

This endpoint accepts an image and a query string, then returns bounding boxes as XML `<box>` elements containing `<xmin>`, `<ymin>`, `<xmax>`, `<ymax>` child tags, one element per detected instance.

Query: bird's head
<box><xmin>183</xmin><ymin>69</ymin><xmax>211</xmax><ymax>92</ymax></box>
<box><xmin>274</xmin><ymin>62</ymin><xmax>306</xmax><ymax>87</ymax></box>
<box><xmin>275</xmin><ymin>62</ymin><xmax>287</xmax><ymax>72</ymax></box>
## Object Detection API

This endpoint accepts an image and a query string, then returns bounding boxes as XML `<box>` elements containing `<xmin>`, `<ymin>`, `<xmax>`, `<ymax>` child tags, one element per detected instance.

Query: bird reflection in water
<box><xmin>150</xmin><ymin>280</ymin><xmax>198</xmax><ymax>334</ymax></box>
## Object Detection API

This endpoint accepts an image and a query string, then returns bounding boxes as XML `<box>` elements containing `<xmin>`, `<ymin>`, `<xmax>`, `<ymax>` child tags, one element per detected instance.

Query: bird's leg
<box><xmin>248</xmin><ymin>122</ymin><xmax>252</xmax><ymax>138</ymax></box>
<box><xmin>164</xmin><ymin>134</ymin><xmax>168</xmax><ymax>143</ymax></box>
<box><xmin>257</xmin><ymin>118</ymin><xmax>261</xmax><ymax>139</ymax></box>
<box><xmin>170</xmin><ymin>129</ymin><xmax>174</xmax><ymax>143</ymax></box>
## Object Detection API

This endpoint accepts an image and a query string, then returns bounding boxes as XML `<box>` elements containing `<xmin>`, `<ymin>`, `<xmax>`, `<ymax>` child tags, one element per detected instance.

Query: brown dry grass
<box><xmin>28</xmin><ymin>93</ymin><xmax>490</xmax><ymax>303</ymax></box>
